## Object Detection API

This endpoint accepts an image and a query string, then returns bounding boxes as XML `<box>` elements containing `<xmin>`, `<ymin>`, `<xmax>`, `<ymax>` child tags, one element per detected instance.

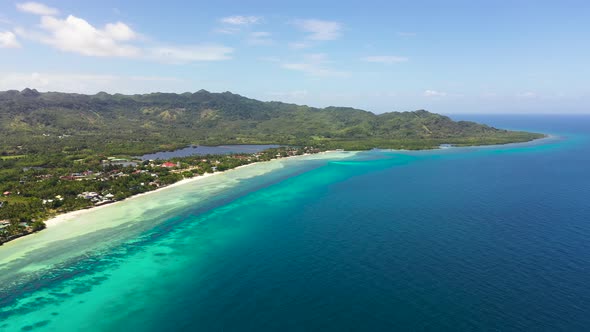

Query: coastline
<box><xmin>1</xmin><ymin>131</ymin><xmax>551</xmax><ymax>247</ymax></box>
<box><xmin>379</xmin><ymin>133</ymin><xmax>555</xmax><ymax>153</ymax></box>
<box><xmin>0</xmin><ymin>133</ymin><xmax>551</xmax><ymax>247</ymax></box>
<box><xmin>43</xmin><ymin>170</ymin><xmax>223</xmax><ymax>229</ymax></box>
<box><xmin>0</xmin><ymin>151</ymin><xmax>354</xmax><ymax>255</ymax></box>
<box><xmin>42</xmin><ymin>152</ymin><xmax>314</xmax><ymax>229</ymax></box>
<box><xmin>1</xmin><ymin>133</ymin><xmax>551</xmax><ymax>246</ymax></box>
<box><xmin>0</xmin><ymin>114</ymin><xmax>586</xmax><ymax>331</ymax></box>
<box><xmin>0</xmin><ymin>135</ymin><xmax>557</xmax><ymax>276</ymax></box>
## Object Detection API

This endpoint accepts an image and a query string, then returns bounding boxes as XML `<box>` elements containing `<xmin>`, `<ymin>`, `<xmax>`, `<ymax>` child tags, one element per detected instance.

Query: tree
<box><xmin>31</xmin><ymin>220</ymin><xmax>46</xmax><ymax>232</ymax></box>
<box><xmin>6</xmin><ymin>220</ymin><xmax>24</xmax><ymax>236</ymax></box>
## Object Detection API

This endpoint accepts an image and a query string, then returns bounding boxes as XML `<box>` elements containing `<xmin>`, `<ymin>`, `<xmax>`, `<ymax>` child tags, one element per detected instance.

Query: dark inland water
<box><xmin>140</xmin><ymin>144</ymin><xmax>280</xmax><ymax>160</ymax></box>
<box><xmin>1</xmin><ymin>115</ymin><xmax>589</xmax><ymax>331</ymax></box>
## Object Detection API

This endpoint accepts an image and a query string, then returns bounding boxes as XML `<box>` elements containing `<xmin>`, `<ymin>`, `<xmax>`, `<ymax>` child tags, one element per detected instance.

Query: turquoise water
<box><xmin>1</xmin><ymin>115</ymin><xmax>589</xmax><ymax>331</ymax></box>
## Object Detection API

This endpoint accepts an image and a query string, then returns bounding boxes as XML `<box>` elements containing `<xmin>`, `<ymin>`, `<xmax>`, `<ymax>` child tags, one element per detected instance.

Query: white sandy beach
<box><xmin>43</xmin><ymin>170</ymin><xmax>222</xmax><ymax>228</ymax></box>
<box><xmin>43</xmin><ymin>151</ymin><xmax>341</xmax><ymax>228</ymax></box>
<box><xmin>0</xmin><ymin>151</ymin><xmax>356</xmax><ymax>268</ymax></box>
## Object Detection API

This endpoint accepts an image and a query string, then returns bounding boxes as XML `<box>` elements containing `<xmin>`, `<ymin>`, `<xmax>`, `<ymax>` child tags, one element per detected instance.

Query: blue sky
<box><xmin>0</xmin><ymin>1</ymin><xmax>589</xmax><ymax>114</ymax></box>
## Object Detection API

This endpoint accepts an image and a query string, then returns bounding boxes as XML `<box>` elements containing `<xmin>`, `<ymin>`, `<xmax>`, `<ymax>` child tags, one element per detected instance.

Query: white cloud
<box><xmin>14</xmin><ymin>7</ymin><xmax>233</xmax><ymax>63</ymax></box>
<box><xmin>16</xmin><ymin>2</ymin><xmax>59</xmax><ymax>16</ymax></box>
<box><xmin>282</xmin><ymin>53</ymin><xmax>348</xmax><ymax>78</ymax></box>
<box><xmin>0</xmin><ymin>31</ymin><xmax>21</xmax><ymax>48</ymax></box>
<box><xmin>362</xmin><ymin>55</ymin><xmax>408</xmax><ymax>64</ymax></box>
<box><xmin>424</xmin><ymin>90</ymin><xmax>448</xmax><ymax>97</ymax></box>
<box><xmin>33</xmin><ymin>15</ymin><xmax>141</xmax><ymax>57</ymax></box>
<box><xmin>220</xmin><ymin>15</ymin><xmax>261</xmax><ymax>25</ymax></box>
<box><xmin>294</xmin><ymin>19</ymin><xmax>342</xmax><ymax>41</ymax></box>
<box><xmin>104</xmin><ymin>22</ymin><xmax>137</xmax><ymax>41</ymax></box>
<box><xmin>0</xmin><ymin>72</ymin><xmax>183</xmax><ymax>94</ymax></box>
<box><xmin>215</xmin><ymin>15</ymin><xmax>261</xmax><ymax>35</ymax></box>
<box><xmin>148</xmin><ymin>45</ymin><xmax>233</xmax><ymax>63</ymax></box>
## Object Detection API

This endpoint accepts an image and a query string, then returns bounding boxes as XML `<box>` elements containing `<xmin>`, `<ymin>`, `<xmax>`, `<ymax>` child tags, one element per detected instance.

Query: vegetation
<box><xmin>0</xmin><ymin>146</ymin><xmax>314</xmax><ymax>244</ymax></box>
<box><xmin>0</xmin><ymin>89</ymin><xmax>543</xmax><ymax>156</ymax></box>
<box><xmin>0</xmin><ymin>88</ymin><xmax>544</xmax><ymax>244</ymax></box>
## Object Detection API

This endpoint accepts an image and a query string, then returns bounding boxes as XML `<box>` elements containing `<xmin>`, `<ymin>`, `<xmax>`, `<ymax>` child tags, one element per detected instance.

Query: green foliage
<box><xmin>0</xmin><ymin>89</ymin><xmax>543</xmax><ymax>156</ymax></box>
<box><xmin>31</xmin><ymin>220</ymin><xmax>46</xmax><ymax>231</ymax></box>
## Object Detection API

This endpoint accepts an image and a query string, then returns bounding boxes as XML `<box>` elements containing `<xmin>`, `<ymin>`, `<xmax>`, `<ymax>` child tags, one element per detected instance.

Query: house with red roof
<box><xmin>161</xmin><ymin>162</ymin><xmax>177</xmax><ymax>168</ymax></box>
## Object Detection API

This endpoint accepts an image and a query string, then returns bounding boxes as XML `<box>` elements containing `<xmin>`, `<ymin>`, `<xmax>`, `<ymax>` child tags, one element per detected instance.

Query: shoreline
<box><xmin>378</xmin><ymin>133</ymin><xmax>554</xmax><ymax>153</ymax></box>
<box><xmin>0</xmin><ymin>150</ymin><xmax>355</xmax><ymax>267</ymax></box>
<box><xmin>1</xmin><ymin>134</ymin><xmax>550</xmax><ymax>246</ymax></box>
<box><xmin>44</xmin><ymin>151</ymin><xmax>345</xmax><ymax>229</ymax></box>
<box><xmin>4</xmin><ymin>151</ymin><xmax>343</xmax><ymax>247</ymax></box>
<box><xmin>43</xmin><ymin>170</ymin><xmax>223</xmax><ymax>229</ymax></box>
<box><xmin>0</xmin><ymin>133</ymin><xmax>555</xmax><ymax>263</ymax></box>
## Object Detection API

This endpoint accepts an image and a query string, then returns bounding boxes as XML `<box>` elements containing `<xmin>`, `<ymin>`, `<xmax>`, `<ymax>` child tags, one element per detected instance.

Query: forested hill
<box><xmin>0</xmin><ymin>88</ymin><xmax>542</xmax><ymax>155</ymax></box>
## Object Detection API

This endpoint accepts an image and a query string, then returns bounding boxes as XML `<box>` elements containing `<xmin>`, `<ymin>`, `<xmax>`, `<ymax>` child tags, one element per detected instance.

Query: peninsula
<box><xmin>0</xmin><ymin>89</ymin><xmax>544</xmax><ymax>244</ymax></box>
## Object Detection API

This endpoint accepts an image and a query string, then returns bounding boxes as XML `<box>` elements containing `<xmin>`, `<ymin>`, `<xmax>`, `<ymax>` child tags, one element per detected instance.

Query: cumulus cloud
<box><xmin>14</xmin><ymin>3</ymin><xmax>233</xmax><ymax>63</ymax></box>
<box><xmin>424</xmin><ymin>90</ymin><xmax>448</xmax><ymax>97</ymax></box>
<box><xmin>16</xmin><ymin>2</ymin><xmax>59</xmax><ymax>16</ymax></box>
<box><xmin>282</xmin><ymin>53</ymin><xmax>348</xmax><ymax>78</ymax></box>
<box><xmin>104</xmin><ymin>22</ymin><xmax>137</xmax><ymax>41</ymax></box>
<box><xmin>0</xmin><ymin>31</ymin><xmax>21</xmax><ymax>48</ymax></box>
<box><xmin>220</xmin><ymin>15</ymin><xmax>261</xmax><ymax>25</ymax></box>
<box><xmin>35</xmin><ymin>15</ymin><xmax>141</xmax><ymax>57</ymax></box>
<box><xmin>294</xmin><ymin>19</ymin><xmax>342</xmax><ymax>41</ymax></box>
<box><xmin>362</xmin><ymin>55</ymin><xmax>408</xmax><ymax>64</ymax></box>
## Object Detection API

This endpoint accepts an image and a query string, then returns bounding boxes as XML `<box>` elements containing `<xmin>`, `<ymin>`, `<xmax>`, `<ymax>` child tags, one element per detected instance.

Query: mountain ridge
<box><xmin>0</xmin><ymin>89</ymin><xmax>544</xmax><ymax>155</ymax></box>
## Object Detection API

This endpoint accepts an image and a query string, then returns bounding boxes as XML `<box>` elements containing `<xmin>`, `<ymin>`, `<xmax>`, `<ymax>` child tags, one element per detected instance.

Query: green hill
<box><xmin>0</xmin><ymin>88</ymin><xmax>543</xmax><ymax>155</ymax></box>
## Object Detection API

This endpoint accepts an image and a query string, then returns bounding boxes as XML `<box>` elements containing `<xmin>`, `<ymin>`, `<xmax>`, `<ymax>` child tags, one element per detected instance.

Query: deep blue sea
<box><xmin>0</xmin><ymin>115</ymin><xmax>589</xmax><ymax>331</ymax></box>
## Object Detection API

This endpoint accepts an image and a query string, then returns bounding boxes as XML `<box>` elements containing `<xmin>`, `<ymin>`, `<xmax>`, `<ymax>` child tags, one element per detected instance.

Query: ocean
<box><xmin>0</xmin><ymin>115</ymin><xmax>589</xmax><ymax>331</ymax></box>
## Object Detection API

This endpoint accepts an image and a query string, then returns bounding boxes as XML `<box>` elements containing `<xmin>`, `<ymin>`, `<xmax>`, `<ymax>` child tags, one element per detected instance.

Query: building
<box><xmin>161</xmin><ymin>162</ymin><xmax>177</xmax><ymax>168</ymax></box>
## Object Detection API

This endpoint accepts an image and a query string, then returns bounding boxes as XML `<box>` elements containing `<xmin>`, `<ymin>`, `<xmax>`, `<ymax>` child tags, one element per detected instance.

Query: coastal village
<box><xmin>0</xmin><ymin>146</ymin><xmax>321</xmax><ymax>244</ymax></box>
